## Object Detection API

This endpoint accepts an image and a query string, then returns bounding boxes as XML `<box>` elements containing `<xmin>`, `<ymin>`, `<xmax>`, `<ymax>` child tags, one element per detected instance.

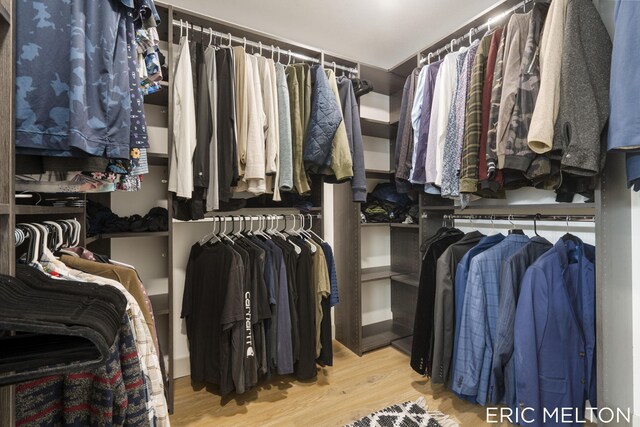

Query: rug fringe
<box><xmin>421</xmin><ymin>399</ymin><xmax>460</xmax><ymax>427</ymax></box>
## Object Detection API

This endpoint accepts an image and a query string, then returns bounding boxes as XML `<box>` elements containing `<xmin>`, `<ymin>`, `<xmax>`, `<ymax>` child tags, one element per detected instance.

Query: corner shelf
<box><xmin>361</xmin><ymin>118</ymin><xmax>393</xmax><ymax>139</ymax></box>
<box><xmin>86</xmin><ymin>231</ymin><xmax>169</xmax><ymax>245</ymax></box>
<box><xmin>391</xmin><ymin>273</ymin><xmax>420</xmax><ymax>288</ymax></box>
<box><xmin>362</xmin><ymin>320</ymin><xmax>412</xmax><ymax>353</ymax></box>
<box><xmin>361</xmin><ymin>266</ymin><xmax>399</xmax><ymax>282</ymax></box>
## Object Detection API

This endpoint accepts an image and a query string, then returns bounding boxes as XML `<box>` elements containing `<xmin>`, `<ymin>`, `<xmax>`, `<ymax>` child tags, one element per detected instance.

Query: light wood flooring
<box><xmin>170</xmin><ymin>340</ymin><xmax>529</xmax><ymax>426</ymax></box>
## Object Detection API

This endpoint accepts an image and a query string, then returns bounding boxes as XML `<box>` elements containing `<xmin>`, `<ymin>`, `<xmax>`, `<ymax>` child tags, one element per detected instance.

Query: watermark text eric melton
<box><xmin>486</xmin><ymin>406</ymin><xmax>631</xmax><ymax>424</ymax></box>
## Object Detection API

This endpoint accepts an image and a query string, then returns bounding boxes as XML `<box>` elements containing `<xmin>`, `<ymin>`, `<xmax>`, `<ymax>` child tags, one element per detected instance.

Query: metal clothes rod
<box><xmin>172</xmin><ymin>19</ymin><xmax>359</xmax><ymax>75</ymax></box>
<box><xmin>443</xmin><ymin>214</ymin><xmax>595</xmax><ymax>223</ymax></box>
<box><xmin>207</xmin><ymin>213</ymin><xmax>322</xmax><ymax>222</ymax></box>
<box><xmin>420</xmin><ymin>0</ymin><xmax>533</xmax><ymax>63</ymax></box>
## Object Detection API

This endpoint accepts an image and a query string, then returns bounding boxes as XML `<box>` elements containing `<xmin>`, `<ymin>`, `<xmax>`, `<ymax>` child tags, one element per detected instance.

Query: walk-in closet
<box><xmin>1</xmin><ymin>0</ymin><xmax>639</xmax><ymax>426</ymax></box>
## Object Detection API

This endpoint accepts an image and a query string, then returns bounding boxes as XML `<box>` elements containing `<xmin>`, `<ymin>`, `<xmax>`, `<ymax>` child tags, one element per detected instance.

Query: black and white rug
<box><xmin>345</xmin><ymin>397</ymin><xmax>459</xmax><ymax>427</ymax></box>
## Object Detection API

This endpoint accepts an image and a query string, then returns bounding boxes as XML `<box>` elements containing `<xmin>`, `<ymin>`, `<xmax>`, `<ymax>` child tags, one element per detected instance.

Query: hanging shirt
<box><xmin>275</xmin><ymin>63</ymin><xmax>294</xmax><ymax>193</ymax></box>
<box><xmin>169</xmin><ymin>37</ymin><xmax>197</xmax><ymax>199</ymax></box>
<box><xmin>459</xmin><ymin>32</ymin><xmax>494</xmax><ymax>195</ymax></box>
<box><xmin>424</xmin><ymin>51</ymin><xmax>460</xmax><ymax>191</ymax></box>
<box><xmin>15</xmin><ymin>0</ymin><xmax>136</xmax><ymax>159</ymax></box>
<box><xmin>452</xmin><ymin>233</ymin><xmax>530</xmax><ymax>405</ymax></box>
<box><xmin>411</xmin><ymin>60</ymin><xmax>442</xmax><ymax>185</ymax></box>
<box><xmin>441</xmin><ymin>40</ymin><xmax>479</xmax><ymax>198</ymax></box>
<box><xmin>216</xmin><ymin>48</ymin><xmax>238</xmax><ymax>202</ymax></box>
<box><xmin>204</xmin><ymin>47</ymin><xmax>219</xmax><ymax>212</ymax></box>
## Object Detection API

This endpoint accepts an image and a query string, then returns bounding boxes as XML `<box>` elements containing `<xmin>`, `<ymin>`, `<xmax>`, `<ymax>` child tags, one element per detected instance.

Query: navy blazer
<box><xmin>514</xmin><ymin>237</ymin><xmax>596</xmax><ymax>426</ymax></box>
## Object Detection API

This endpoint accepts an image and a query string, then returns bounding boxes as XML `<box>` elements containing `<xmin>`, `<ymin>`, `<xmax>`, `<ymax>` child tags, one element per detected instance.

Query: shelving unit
<box><xmin>335</xmin><ymin>56</ymin><xmax>422</xmax><ymax>356</ymax></box>
<box><xmin>14</xmin><ymin>205</ymin><xmax>84</xmax><ymax>215</ymax></box>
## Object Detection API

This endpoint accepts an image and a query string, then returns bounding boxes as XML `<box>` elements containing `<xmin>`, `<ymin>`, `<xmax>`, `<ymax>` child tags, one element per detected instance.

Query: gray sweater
<box><xmin>337</xmin><ymin>76</ymin><xmax>366</xmax><ymax>202</ymax></box>
<box><xmin>552</xmin><ymin>0</ymin><xmax>611</xmax><ymax>177</ymax></box>
<box><xmin>275</xmin><ymin>63</ymin><xmax>293</xmax><ymax>191</ymax></box>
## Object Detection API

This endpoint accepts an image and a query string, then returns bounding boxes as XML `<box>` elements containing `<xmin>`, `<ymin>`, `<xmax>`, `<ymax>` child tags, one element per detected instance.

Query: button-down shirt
<box><xmin>514</xmin><ymin>237</ymin><xmax>596</xmax><ymax>426</ymax></box>
<box><xmin>451</xmin><ymin>233</ymin><xmax>505</xmax><ymax>401</ymax></box>
<box><xmin>493</xmin><ymin>237</ymin><xmax>552</xmax><ymax>409</ymax></box>
<box><xmin>452</xmin><ymin>233</ymin><xmax>529</xmax><ymax>405</ymax></box>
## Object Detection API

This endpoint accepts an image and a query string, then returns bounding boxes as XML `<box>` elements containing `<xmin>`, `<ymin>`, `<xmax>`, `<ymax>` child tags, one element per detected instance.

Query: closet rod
<box><xmin>207</xmin><ymin>213</ymin><xmax>322</xmax><ymax>222</ymax></box>
<box><xmin>171</xmin><ymin>19</ymin><xmax>359</xmax><ymax>75</ymax></box>
<box><xmin>420</xmin><ymin>0</ymin><xmax>533</xmax><ymax>63</ymax></box>
<box><xmin>443</xmin><ymin>214</ymin><xmax>595</xmax><ymax>222</ymax></box>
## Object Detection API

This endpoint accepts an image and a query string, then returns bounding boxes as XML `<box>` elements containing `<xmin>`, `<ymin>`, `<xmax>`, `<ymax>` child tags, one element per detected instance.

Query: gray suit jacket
<box><xmin>431</xmin><ymin>231</ymin><xmax>484</xmax><ymax>384</ymax></box>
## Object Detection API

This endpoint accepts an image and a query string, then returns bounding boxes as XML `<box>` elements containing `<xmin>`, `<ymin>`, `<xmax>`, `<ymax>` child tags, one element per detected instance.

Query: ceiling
<box><xmin>165</xmin><ymin>0</ymin><xmax>503</xmax><ymax>69</ymax></box>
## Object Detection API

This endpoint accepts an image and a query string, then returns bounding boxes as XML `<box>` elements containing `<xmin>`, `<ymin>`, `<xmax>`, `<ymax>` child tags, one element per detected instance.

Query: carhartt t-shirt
<box><xmin>15</xmin><ymin>0</ymin><xmax>146</xmax><ymax>158</ymax></box>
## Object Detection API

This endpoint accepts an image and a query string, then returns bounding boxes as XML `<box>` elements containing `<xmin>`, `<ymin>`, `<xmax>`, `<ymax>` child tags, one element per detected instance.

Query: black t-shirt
<box><xmin>181</xmin><ymin>243</ymin><xmax>244</xmax><ymax>389</ymax></box>
<box><xmin>289</xmin><ymin>236</ymin><xmax>317</xmax><ymax>380</ymax></box>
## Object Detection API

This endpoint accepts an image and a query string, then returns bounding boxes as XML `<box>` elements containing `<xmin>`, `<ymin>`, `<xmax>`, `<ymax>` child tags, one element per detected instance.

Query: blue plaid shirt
<box><xmin>452</xmin><ymin>234</ymin><xmax>529</xmax><ymax>405</ymax></box>
<box><xmin>451</xmin><ymin>233</ymin><xmax>504</xmax><ymax>402</ymax></box>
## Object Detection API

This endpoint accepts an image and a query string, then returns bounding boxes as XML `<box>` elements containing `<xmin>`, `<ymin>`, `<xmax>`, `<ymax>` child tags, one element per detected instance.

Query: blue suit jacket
<box><xmin>514</xmin><ymin>238</ymin><xmax>596</xmax><ymax>426</ymax></box>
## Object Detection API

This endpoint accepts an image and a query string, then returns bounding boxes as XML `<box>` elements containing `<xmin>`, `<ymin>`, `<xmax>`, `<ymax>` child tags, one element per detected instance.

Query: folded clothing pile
<box><xmin>87</xmin><ymin>200</ymin><xmax>168</xmax><ymax>236</ymax></box>
<box><xmin>361</xmin><ymin>183</ymin><xmax>419</xmax><ymax>224</ymax></box>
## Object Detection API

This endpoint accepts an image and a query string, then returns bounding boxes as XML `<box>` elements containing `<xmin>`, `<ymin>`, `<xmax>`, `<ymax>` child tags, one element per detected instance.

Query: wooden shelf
<box><xmin>0</xmin><ymin>203</ymin><xmax>10</xmax><ymax>215</ymax></box>
<box><xmin>144</xmin><ymin>88</ymin><xmax>168</xmax><ymax>106</ymax></box>
<box><xmin>361</xmin><ymin>222</ymin><xmax>389</xmax><ymax>228</ymax></box>
<box><xmin>149</xmin><ymin>293</ymin><xmax>169</xmax><ymax>316</ymax></box>
<box><xmin>361</xmin><ymin>118</ymin><xmax>394</xmax><ymax>139</ymax></box>
<box><xmin>390</xmin><ymin>223</ymin><xmax>419</xmax><ymax>229</ymax></box>
<box><xmin>362</xmin><ymin>320</ymin><xmax>412</xmax><ymax>353</ymax></box>
<box><xmin>361</xmin><ymin>266</ymin><xmax>398</xmax><ymax>282</ymax></box>
<box><xmin>147</xmin><ymin>152</ymin><xmax>168</xmax><ymax>166</ymax></box>
<box><xmin>86</xmin><ymin>231</ymin><xmax>169</xmax><ymax>245</ymax></box>
<box><xmin>0</xmin><ymin>3</ymin><xmax>10</xmax><ymax>25</ymax></box>
<box><xmin>15</xmin><ymin>205</ymin><xmax>84</xmax><ymax>215</ymax></box>
<box><xmin>391</xmin><ymin>273</ymin><xmax>420</xmax><ymax>288</ymax></box>
<box><xmin>365</xmin><ymin>169</ymin><xmax>395</xmax><ymax>179</ymax></box>
<box><xmin>390</xmin><ymin>336</ymin><xmax>413</xmax><ymax>356</ymax></box>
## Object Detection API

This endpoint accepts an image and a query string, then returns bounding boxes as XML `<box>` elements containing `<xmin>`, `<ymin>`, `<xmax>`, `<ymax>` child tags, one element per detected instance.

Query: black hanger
<box><xmin>533</xmin><ymin>214</ymin><xmax>541</xmax><ymax>237</ymax></box>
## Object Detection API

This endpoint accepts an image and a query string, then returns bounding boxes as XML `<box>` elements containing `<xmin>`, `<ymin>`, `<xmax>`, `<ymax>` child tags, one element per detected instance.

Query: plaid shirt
<box><xmin>452</xmin><ymin>234</ymin><xmax>529</xmax><ymax>405</ymax></box>
<box><xmin>459</xmin><ymin>33</ymin><xmax>494</xmax><ymax>193</ymax></box>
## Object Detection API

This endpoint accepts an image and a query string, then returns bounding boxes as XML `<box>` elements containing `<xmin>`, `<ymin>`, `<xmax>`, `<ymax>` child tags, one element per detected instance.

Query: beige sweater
<box><xmin>527</xmin><ymin>0</ymin><xmax>568</xmax><ymax>154</ymax></box>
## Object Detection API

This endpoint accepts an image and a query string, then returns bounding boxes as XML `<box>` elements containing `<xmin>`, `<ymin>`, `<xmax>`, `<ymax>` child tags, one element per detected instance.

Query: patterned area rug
<box><xmin>345</xmin><ymin>397</ymin><xmax>459</xmax><ymax>427</ymax></box>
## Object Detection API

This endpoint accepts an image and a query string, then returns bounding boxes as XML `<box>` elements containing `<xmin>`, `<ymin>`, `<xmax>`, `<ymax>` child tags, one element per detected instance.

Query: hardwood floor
<box><xmin>170</xmin><ymin>340</ymin><xmax>523</xmax><ymax>426</ymax></box>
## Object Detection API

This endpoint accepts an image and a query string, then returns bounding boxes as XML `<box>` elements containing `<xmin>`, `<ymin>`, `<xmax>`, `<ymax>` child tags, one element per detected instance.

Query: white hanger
<box><xmin>427</xmin><ymin>52</ymin><xmax>434</xmax><ymax>65</ymax></box>
<box><xmin>243</xmin><ymin>37</ymin><xmax>247</xmax><ymax>50</ymax></box>
<box><xmin>287</xmin><ymin>50</ymin><xmax>292</xmax><ymax>66</ymax></box>
<box><xmin>227</xmin><ymin>32</ymin><xmax>232</xmax><ymax>48</ymax></box>
<box><xmin>209</xmin><ymin>28</ymin><xmax>213</xmax><ymax>46</ymax></box>
<box><xmin>258</xmin><ymin>41</ymin><xmax>263</xmax><ymax>56</ymax></box>
<box><xmin>450</xmin><ymin>38</ymin><xmax>457</xmax><ymax>52</ymax></box>
<box><xmin>332</xmin><ymin>61</ymin><xmax>337</xmax><ymax>74</ymax></box>
<box><xmin>179</xmin><ymin>19</ymin><xmax>184</xmax><ymax>38</ymax></box>
<box><xmin>468</xmin><ymin>28</ymin><xmax>474</xmax><ymax>45</ymax></box>
<box><xmin>306</xmin><ymin>214</ymin><xmax>325</xmax><ymax>243</ymax></box>
<box><xmin>277</xmin><ymin>47</ymin><xmax>281</xmax><ymax>63</ymax></box>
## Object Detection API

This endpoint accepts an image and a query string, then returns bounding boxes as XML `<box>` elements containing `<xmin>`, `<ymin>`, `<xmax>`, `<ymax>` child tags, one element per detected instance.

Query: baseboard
<box><xmin>172</xmin><ymin>356</ymin><xmax>191</xmax><ymax>379</ymax></box>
